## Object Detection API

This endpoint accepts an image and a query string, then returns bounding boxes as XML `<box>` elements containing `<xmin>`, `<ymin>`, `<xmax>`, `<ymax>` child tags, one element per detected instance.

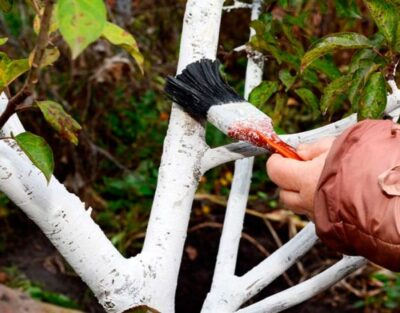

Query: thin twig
<box><xmin>0</xmin><ymin>0</ymin><xmax>55</xmax><ymax>129</ymax></box>
<box><xmin>189</xmin><ymin>222</ymin><xmax>270</xmax><ymax>257</ymax></box>
<box><xmin>387</xmin><ymin>55</ymin><xmax>400</xmax><ymax>81</ymax></box>
<box><xmin>89</xmin><ymin>141</ymin><xmax>131</xmax><ymax>172</ymax></box>
<box><xmin>30</xmin><ymin>0</ymin><xmax>41</xmax><ymax>15</ymax></box>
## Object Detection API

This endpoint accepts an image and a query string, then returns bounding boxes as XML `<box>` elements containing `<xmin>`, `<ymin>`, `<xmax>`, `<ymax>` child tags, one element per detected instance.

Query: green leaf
<box><xmin>278</xmin><ymin>69</ymin><xmax>296</xmax><ymax>91</ymax></box>
<box><xmin>302</xmin><ymin>68</ymin><xmax>319</xmax><ymax>85</ymax></box>
<box><xmin>36</xmin><ymin>100</ymin><xmax>82</xmax><ymax>145</ymax></box>
<box><xmin>0</xmin><ymin>38</ymin><xmax>7</xmax><ymax>45</ymax></box>
<box><xmin>364</xmin><ymin>0</ymin><xmax>399</xmax><ymax>51</ymax></box>
<box><xmin>15</xmin><ymin>132</ymin><xmax>54</xmax><ymax>183</ymax></box>
<box><xmin>389</xmin><ymin>0</ymin><xmax>400</xmax><ymax>6</ymax></box>
<box><xmin>249</xmin><ymin>36</ymin><xmax>283</xmax><ymax>64</ymax></box>
<box><xmin>348</xmin><ymin>61</ymin><xmax>381</xmax><ymax>110</ymax></box>
<box><xmin>349</xmin><ymin>49</ymin><xmax>379</xmax><ymax>72</ymax></box>
<box><xmin>358</xmin><ymin>72</ymin><xmax>387</xmax><ymax>119</ymax></box>
<box><xmin>0</xmin><ymin>0</ymin><xmax>12</xmax><ymax>12</ymax></box>
<box><xmin>250</xmin><ymin>19</ymin><xmax>267</xmax><ymax>35</ymax></box>
<box><xmin>6</xmin><ymin>58</ymin><xmax>29</xmax><ymax>83</ymax></box>
<box><xmin>278</xmin><ymin>0</ymin><xmax>289</xmax><ymax>8</ymax></box>
<box><xmin>335</xmin><ymin>0</ymin><xmax>361</xmax><ymax>19</ymax></box>
<box><xmin>321</xmin><ymin>74</ymin><xmax>352</xmax><ymax>114</ymax></box>
<box><xmin>272</xmin><ymin>92</ymin><xmax>287</xmax><ymax>126</ymax></box>
<box><xmin>283</xmin><ymin>12</ymin><xmax>308</xmax><ymax>29</ymax></box>
<box><xmin>281</xmin><ymin>24</ymin><xmax>304</xmax><ymax>55</ymax></box>
<box><xmin>301</xmin><ymin>32</ymin><xmax>373</xmax><ymax>71</ymax></box>
<box><xmin>279</xmin><ymin>51</ymin><xmax>301</xmax><ymax>69</ymax></box>
<box><xmin>295</xmin><ymin>88</ymin><xmax>319</xmax><ymax>112</ymax></box>
<box><xmin>0</xmin><ymin>52</ymin><xmax>29</xmax><ymax>91</ymax></box>
<box><xmin>370</xmin><ymin>31</ymin><xmax>387</xmax><ymax>47</ymax></box>
<box><xmin>248</xmin><ymin>81</ymin><xmax>279</xmax><ymax>108</ymax></box>
<box><xmin>57</xmin><ymin>0</ymin><xmax>107</xmax><ymax>59</ymax></box>
<box><xmin>309</xmin><ymin>57</ymin><xmax>341</xmax><ymax>80</ymax></box>
<box><xmin>101</xmin><ymin>22</ymin><xmax>144</xmax><ymax>74</ymax></box>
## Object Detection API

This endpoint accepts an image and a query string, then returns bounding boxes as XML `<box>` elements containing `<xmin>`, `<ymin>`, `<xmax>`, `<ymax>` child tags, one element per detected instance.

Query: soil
<box><xmin>0</xmin><ymin>206</ymin><xmax>368</xmax><ymax>313</ymax></box>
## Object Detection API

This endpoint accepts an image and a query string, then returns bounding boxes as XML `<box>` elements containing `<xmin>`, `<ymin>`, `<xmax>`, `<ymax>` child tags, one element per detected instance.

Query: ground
<box><xmin>0</xmin><ymin>203</ymin><xmax>375</xmax><ymax>313</ymax></box>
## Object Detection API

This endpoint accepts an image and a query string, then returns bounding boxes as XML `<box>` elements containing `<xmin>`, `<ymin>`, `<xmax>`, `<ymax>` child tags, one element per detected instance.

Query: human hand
<box><xmin>266</xmin><ymin>137</ymin><xmax>336</xmax><ymax>219</ymax></box>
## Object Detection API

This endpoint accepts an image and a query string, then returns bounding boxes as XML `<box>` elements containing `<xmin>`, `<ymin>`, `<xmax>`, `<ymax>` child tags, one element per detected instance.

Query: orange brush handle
<box><xmin>258</xmin><ymin>132</ymin><xmax>303</xmax><ymax>161</ymax></box>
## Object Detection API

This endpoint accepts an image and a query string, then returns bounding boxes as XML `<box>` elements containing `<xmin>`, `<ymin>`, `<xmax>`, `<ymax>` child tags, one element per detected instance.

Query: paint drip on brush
<box><xmin>228</xmin><ymin>120</ymin><xmax>303</xmax><ymax>160</ymax></box>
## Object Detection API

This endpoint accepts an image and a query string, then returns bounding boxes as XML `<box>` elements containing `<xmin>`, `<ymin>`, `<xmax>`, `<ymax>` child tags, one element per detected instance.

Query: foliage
<box><xmin>354</xmin><ymin>271</ymin><xmax>400</xmax><ymax>311</ymax></box>
<box><xmin>2</xmin><ymin>265</ymin><xmax>80</xmax><ymax>309</ymax></box>
<box><xmin>248</xmin><ymin>0</ymin><xmax>400</xmax><ymax>127</ymax></box>
<box><xmin>57</xmin><ymin>0</ymin><xmax>107</xmax><ymax>58</ymax></box>
<box><xmin>0</xmin><ymin>51</ymin><xmax>29</xmax><ymax>91</ymax></box>
<box><xmin>36</xmin><ymin>100</ymin><xmax>81</xmax><ymax>145</ymax></box>
<box><xmin>15</xmin><ymin>131</ymin><xmax>54</xmax><ymax>182</ymax></box>
<box><xmin>0</xmin><ymin>0</ymin><xmax>143</xmax><ymax>179</ymax></box>
<box><xmin>0</xmin><ymin>0</ymin><xmax>178</xmax><ymax>255</ymax></box>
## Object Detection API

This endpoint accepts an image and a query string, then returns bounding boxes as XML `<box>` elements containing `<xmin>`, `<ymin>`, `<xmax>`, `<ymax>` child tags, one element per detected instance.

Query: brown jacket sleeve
<box><xmin>314</xmin><ymin>119</ymin><xmax>400</xmax><ymax>271</ymax></box>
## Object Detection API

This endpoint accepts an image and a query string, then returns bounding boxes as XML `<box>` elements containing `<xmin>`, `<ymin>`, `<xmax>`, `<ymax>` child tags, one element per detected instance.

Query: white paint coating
<box><xmin>0</xmin><ymin>93</ymin><xmax>146</xmax><ymax>313</ymax></box>
<box><xmin>202</xmin><ymin>3</ymin><xmax>263</xmax><ymax>312</ymax></box>
<box><xmin>237</xmin><ymin>256</ymin><xmax>368</xmax><ymax>313</ymax></box>
<box><xmin>1</xmin><ymin>1</ymin><xmax>399</xmax><ymax>313</ymax></box>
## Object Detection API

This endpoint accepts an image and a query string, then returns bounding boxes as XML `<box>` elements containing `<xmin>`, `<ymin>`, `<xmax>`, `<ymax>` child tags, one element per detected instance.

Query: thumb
<box><xmin>296</xmin><ymin>137</ymin><xmax>336</xmax><ymax>160</ymax></box>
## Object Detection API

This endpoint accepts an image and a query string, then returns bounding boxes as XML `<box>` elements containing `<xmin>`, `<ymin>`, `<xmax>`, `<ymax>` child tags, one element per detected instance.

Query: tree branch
<box><xmin>202</xmin><ymin>58</ymin><xmax>400</xmax><ymax>171</ymax></box>
<box><xmin>0</xmin><ymin>0</ymin><xmax>55</xmax><ymax>130</ymax></box>
<box><xmin>234</xmin><ymin>223</ymin><xmax>319</xmax><ymax>307</ymax></box>
<box><xmin>236</xmin><ymin>256</ymin><xmax>367</xmax><ymax>313</ymax></box>
<box><xmin>201</xmin><ymin>114</ymin><xmax>358</xmax><ymax>171</ymax></box>
<box><xmin>385</xmin><ymin>58</ymin><xmax>400</xmax><ymax>122</ymax></box>
<box><xmin>223</xmin><ymin>0</ymin><xmax>253</xmax><ymax>11</ymax></box>
<box><xmin>0</xmin><ymin>93</ymin><xmax>147</xmax><ymax>312</ymax></box>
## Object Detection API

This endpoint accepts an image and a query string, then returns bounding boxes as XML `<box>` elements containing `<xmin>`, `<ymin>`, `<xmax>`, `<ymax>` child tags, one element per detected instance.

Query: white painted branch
<box><xmin>201</xmin><ymin>142</ymin><xmax>266</xmax><ymax>173</ymax></box>
<box><xmin>202</xmin><ymin>3</ymin><xmax>264</xmax><ymax>309</ymax></box>
<box><xmin>223</xmin><ymin>0</ymin><xmax>253</xmax><ymax>11</ymax></box>
<box><xmin>211</xmin><ymin>160</ymin><xmax>256</xmax><ymax>277</ymax></box>
<box><xmin>234</xmin><ymin>223</ymin><xmax>318</xmax><ymax>305</ymax></box>
<box><xmin>385</xmin><ymin>77</ymin><xmax>400</xmax><ymax>122</ymax></box>
<box><xmin>203</xmin><ymin>223</ymin><xmax>318</xmax><ymax>312</ymax></box>
<box><xmin>201</xmin><ymin>114</ymin><xmax>357</xmax><ymax>172</ymax></box>
<box><xmin>0</xmin><ymin>0</ymin><xmax>227</xmax><ymax>312</ymax></box>
<box><xmin>0</xmin><ymin>93</ymin><xmax>146</xmax><ymax>313</ymax></box>
<box><xmin>1</xmin><ymin>0</ymin><xmax>397</xmax><ymax>312</ymax></box>
<box><xmin>236</xmin><ymin>256</ymin><xmax>367</xmax><ymax>313</ymax></box>
<box><xmin>139</xmin><ymin>0</ymin><xmax>225</xmax><ymax>311</ymax></box>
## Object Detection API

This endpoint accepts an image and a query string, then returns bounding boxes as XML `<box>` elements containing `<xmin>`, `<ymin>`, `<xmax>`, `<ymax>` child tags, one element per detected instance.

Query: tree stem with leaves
<box><xmin>0</xmin><ymin>0</ymin><xmax>55</xmax><ymax>130</ymax></box>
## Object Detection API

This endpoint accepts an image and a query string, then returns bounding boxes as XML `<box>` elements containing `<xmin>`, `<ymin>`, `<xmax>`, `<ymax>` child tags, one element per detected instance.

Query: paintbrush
<box><xmin>164</xmin><ymin>58</ymin><xmax>303</xmax><ymax>161</ymax></box>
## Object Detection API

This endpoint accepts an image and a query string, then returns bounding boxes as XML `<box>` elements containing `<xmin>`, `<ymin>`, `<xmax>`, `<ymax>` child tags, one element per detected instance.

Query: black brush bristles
<box><xmin>164</xmin><ymin>59</ymin><xmax>245</xmax><ymax>121</ymax></box>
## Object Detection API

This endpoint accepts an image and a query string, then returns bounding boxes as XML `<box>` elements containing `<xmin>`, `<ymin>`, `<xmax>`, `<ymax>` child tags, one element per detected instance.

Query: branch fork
<box><xmin>2</xmin><ymin>0</ymin><xmax>400</xmax><ymax>312</ymax></box>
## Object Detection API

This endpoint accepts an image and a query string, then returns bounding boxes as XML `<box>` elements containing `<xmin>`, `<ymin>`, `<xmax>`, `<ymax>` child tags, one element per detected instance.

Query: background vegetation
<box><xmin>0</xmin><ymin>0</ymin><xmax>400</xmax><ymax>312</ymax></box>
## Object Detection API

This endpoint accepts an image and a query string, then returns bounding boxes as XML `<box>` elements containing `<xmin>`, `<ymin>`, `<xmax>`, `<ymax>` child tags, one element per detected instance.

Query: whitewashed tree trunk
<box><xmin>0</xmin><ymin>1</ymin><xmax>400</xmax><ymax>313</ymax></box>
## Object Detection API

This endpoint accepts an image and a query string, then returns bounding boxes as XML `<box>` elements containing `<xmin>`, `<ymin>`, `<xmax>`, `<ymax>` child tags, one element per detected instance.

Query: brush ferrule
<box><xmin>207</xmin><ymin>102</ymin><xmax>272</xmax><ymax>134</ymax></box>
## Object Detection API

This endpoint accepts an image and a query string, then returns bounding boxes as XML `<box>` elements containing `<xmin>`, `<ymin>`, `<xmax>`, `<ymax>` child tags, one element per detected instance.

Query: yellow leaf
<box><xmin>102</xmin><ymin>22</ymin><xmax>144</xmax><ymax>74</ymax></box>
<box><xmin>29</xmin><ymin>47</ymin><xmax>60</xmax><ymax>68</ymax></box>
<box><xmin>33</xmin><ymin>6</ymin><xmax>59</xmax><ymax>35</ymax></box>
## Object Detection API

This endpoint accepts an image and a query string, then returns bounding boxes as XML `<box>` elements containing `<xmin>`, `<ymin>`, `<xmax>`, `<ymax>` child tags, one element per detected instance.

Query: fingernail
<box><xmin>296</xmin><ymin>144</ymin><xmax>305</xmax><ymax>151</ymax></box>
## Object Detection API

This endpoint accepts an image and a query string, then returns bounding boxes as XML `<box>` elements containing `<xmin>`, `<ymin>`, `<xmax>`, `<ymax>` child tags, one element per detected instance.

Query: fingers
<box><xmin>279</xmin><ymin>189</ymin><xmax>312</xmax><ymax>218</ymax></box>
<box><xmin>279</xmin><ymin>190</ymin><xmax>304</xmax><ymax>212</ymax></box>
<box><xmin>267</xmin><ymin>154</ymin><xmax>304</xmax><ymax>191</ymax></box>
<box><xmin>296</xmin><ymin>137</ymin><xmax>336</xmax><ymax>161</ymax></box>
